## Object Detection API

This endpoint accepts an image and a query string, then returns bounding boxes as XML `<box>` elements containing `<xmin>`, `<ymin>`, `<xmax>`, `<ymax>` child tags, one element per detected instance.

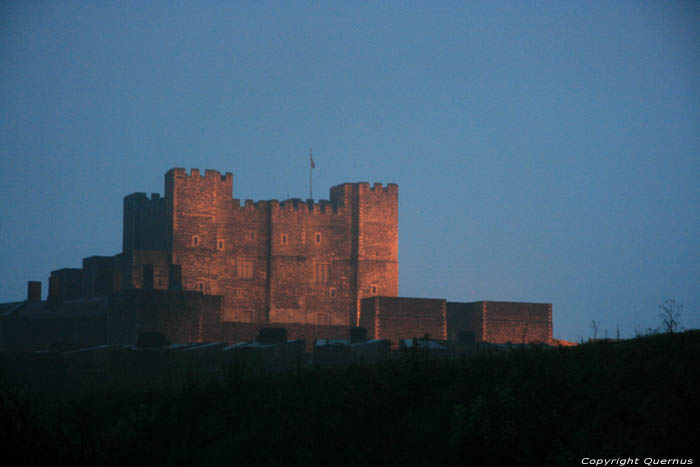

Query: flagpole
<box><xmin>309</xmin><ymin>147</ymin><xmax>313</xmax><ymax>200</ymax></box>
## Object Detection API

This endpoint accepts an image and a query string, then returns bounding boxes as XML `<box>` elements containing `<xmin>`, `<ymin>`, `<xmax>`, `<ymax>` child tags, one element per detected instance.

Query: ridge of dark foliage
<box><xmin>1</xmin><ymin>331</ymin><xmax>698</xmax><ymax>466</ymax></box>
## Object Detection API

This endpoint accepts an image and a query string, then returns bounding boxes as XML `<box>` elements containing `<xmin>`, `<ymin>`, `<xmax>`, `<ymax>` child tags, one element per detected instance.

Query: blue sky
<box><xmin>1</xmin><ymin>1</ymin><xmax>698</xmax><ymax>341</ymax></box>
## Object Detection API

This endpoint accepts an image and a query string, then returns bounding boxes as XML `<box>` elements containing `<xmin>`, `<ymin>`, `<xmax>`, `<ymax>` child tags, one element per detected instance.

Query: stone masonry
<box><xmin>6</xmin><ymin>167</ymin><xmax>555</xmax><ymax>350</ymax></box>
<box><xmin>122</xmin><ymin>168</ymin><xmax>398</xmax><ymax>328</ymax></box>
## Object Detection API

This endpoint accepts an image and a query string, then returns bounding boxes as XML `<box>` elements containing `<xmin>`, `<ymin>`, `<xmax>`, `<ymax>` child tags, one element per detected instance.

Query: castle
<box><xmin>121</xmin><ymin>168</ymin><xmax>397</xmax><ymax>327</ymax></box>
<box><xmin>1</xmin><ymin>168</ymin><xmax>553</xmax><ymax>349</ymax></box>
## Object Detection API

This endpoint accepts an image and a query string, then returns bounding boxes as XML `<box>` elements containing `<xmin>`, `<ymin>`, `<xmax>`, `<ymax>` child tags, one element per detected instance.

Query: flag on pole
<box><xmin>309</xmin><ymin>147</ymin><xmax>314</xmax><ymax>200</ymax></box>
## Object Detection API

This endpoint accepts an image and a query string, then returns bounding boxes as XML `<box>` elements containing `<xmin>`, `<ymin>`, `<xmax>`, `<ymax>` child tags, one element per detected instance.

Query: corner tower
<box><xmin>331</xmin><ymin>182</ymin><xmax>399</xmax><ymax>324</ymax></box>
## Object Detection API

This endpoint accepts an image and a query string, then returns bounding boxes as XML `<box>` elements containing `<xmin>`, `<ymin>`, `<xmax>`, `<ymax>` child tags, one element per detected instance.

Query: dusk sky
<box><xmin>1</xmin><ymin>1</ymin><xmax>698</xmax><ymax>341</ymax></box>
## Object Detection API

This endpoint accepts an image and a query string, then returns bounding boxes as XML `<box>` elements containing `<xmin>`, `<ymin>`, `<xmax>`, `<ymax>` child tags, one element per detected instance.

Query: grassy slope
<box><xmin>1</xmin><ymin>331</ymin><xmax>698</xmax><ymax>466</ymax></box>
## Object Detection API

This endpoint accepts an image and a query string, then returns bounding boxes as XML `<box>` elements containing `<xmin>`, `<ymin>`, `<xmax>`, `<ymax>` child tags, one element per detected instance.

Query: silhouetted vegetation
<box><xmin>1</xmin><ymin>332</ymin><xmax>698</xmax><ymax>465</ymax></box>
<box><xmin>659</xmin><ymin>299</ymin><xmax>684</xmax><ymax>333</ymax></box>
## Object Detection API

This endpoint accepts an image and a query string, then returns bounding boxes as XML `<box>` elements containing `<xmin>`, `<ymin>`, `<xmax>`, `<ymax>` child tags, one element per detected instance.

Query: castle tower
<box><xmin>331</xmin><ymin>182</ymin><xmax>399</xmax><ymax>325</ymax></box>
<box><xmin>122</xmin><ymin>168</ymin><xmax>397</xmax><ymax>327</ymax></box>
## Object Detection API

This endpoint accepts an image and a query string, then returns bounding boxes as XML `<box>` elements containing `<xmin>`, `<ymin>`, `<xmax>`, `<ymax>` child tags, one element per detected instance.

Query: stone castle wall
<box><xmin>482</xmin><ymin>301</ymin><xmax>552</xmax><ymax>344</ymax></box>
<box><xmin>122</xmin><ymin>168</ymin><xmax>399</xmax><ymax>328</ymax></box>
<box><xmin>0</xmin><ymin>290</ymin><xmax>222</xmax><ymax>350</ymax></box>
<box><xmin>360</xmin><ymin>297</ymin><xmax>447</xmax><ymax>346</ymax></box>
<box><xmin>447</xmin><ymin>301</ymin><xmax>553</xmax><ymax>345</ymax></box>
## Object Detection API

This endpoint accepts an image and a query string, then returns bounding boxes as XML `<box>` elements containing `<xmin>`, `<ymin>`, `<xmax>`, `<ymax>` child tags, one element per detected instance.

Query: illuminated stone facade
<box><xmin>5</xmin><ymin>167</ymin><xmax>554</xmax><ymax>350</ymax></box>
<box><xmin>122</xmin><ymin>168</ymin><xmax>398</xmax><ymax>327</ymax></box>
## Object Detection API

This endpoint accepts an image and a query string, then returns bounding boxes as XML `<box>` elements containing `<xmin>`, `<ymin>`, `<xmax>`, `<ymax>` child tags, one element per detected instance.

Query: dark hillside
<box><xmin>1</xmin><ymin>331</ymin><xmax>698</xmax><ymax>465</ymax></box>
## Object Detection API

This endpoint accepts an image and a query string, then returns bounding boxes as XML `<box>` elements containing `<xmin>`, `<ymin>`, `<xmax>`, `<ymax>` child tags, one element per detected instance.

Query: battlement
<box><xmin>330</xmin><ymin>182</ymin><xmax>398</xmax><ymax>194</ymax></box>
<box><xmin>230</xmin><ymin>197</ymin><xmax>345</xmax><ymax>215</ymax></box>
<box><xmin>168</xmin><ymin>167</ymin><xmax>233</xmax><ymax>183</ymax></box>
<box><xmin>166</xmin><ymin>170</ymin><xmax>395</xmax><ymax>210</ymax></box>
<box><xmin>229</xmin><ymin>199</ymin><xmax>272</xmax><ymax>212</ymax></box>
<box><xmin>328</xmin><ymin>182</ymin><xmax>398</xmax><ymax>209</ymax></box>
<box><xmin>277</xmin><ymin>198</ymin><xmax>340</xmax><ymax>214</ymax></box>
<box><xmin>356</xmin><ymin>182</ymin><xmax>398</xmax><ymax>194</ymax></box>
<box><xmin>166</xmin><ymin>168</ymin><xmax>234</xmax><ymax>204</ymax></box>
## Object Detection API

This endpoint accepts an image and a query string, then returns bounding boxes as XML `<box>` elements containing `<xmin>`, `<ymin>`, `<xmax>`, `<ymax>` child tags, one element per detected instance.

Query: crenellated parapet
<box><xmin>228</xmin><ymin>198</ymin><xmax>344</xmax><ymax>215</ymax></box>
<box><xmin>166</xmin><ymin>168</ymin><xmax>234</xmax><ymax>211</ymax></box>
<box><xmin>168</xmin><ymin>167</ymin><xmax>233</xmax><ymax>185</ymax></box>
<box><xmin>365</xmin><ymin>182</ymin><xmax>399</xmax><ymax>193</ymax></box>
<box><xmin>274</xmin><ymin>198</ymin><xmax>345</xmax><ymax>216</ymax></box>
<box><xmin>330</xmin><ymin>182</ymin><xmax>398</xmax><ymax>206</ymax></box>
<box><xmin>165</xmin><ymin>170</ymin><xmax>396</xmax><ymax>221</ymax></box>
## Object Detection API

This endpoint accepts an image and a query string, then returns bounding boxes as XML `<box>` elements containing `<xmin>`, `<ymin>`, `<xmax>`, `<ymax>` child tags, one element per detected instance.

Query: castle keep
<box><xmin>2</xmin><ymin>167</ymin><xmax>553</xmax><ymax>349</ymax></box>
<box><xmin>122</xmin><ymin>168</ymin><xmax>398</xmax><ymax>327</ymax></box>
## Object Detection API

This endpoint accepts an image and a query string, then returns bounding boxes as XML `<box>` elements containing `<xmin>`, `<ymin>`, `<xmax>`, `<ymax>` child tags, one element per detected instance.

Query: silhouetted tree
<box><xmin>659</xmin><ymin>299</ymin><xmax>683</xmax><ymax>333</ymax></box>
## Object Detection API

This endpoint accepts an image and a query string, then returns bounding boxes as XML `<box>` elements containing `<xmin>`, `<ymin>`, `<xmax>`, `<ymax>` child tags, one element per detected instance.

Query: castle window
<box><xmin>370</xmin><ymin>284</ymin><xmax>378</xmax><ymax>295</ymax></box>
<box><xmin>192</xmin><ymin>235</ymin><xmax>200</xmax><ymax>247</ymax></box>
<box><xmin>313</xmin><ymin>263</ymin><xmax>329</xmax><ymax>283</ymax></box>
<box><xmin>281</xmin><ymin>233</ymin><xmax>288</xmax><ymax>245</ymax></box>
<box><xmin>217</xmin><ymin>239</ymin><xmax>225</xmax><ymax>251</ymax></box>
<box><xmin>316</xmin><ymin>312</ymin><xmax>331</xmax><ymax>325</ymax></box>
<box><xmin>237</xmin><ymin>260</ymin><xmax>254</xmax><ymax>279</ymax></box>
<box><xmin>247</xmin><ymin>231</ymin><xmax>256</xmax><ymax>241</ymax></box>
<box><xmin>197</xmin><ymin>281</ymin><xmax>204</xmax><ymax>292</ymax></box>
<box><xmin>314</xmin><ymin>232</ymin><xmax>322</xmax><ymax>244</ymax></box>
<box><xmin>329</xmin><ymin>287</ymin><xmax>336</xmax><ymax>298</ymax></box>
<box><xmin>222</xmin><ymin>308</ymin><xmax>254</xmax><ymax>323</ymax></box>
